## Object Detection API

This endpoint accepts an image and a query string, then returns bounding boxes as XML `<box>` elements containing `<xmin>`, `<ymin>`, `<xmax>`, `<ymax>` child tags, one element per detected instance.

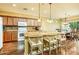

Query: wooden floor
<box><xmin>0</xmin><ymin>41</ymin><xmax>24</xmax><ymax>55</ymax></box>
<box><xmin>0</xmin><ymin>40</ymin><xmax>79</xmax><ymax>55</ymax></box>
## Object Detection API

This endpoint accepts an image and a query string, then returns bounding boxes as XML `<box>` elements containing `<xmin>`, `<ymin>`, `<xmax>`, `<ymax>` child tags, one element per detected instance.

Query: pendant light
<box><xmin>64</xmin><ymin>12</ymin><xmax>69</xmax><ymax>24</ymax></box>
<box><xmin>47</xmin><ymin>3</ymin><xmax>52</xmax><ymax>23</ymax></box>
<box><xmin>65</xmin><ymin>13</ymin><xmax>67</xmax><ymax>23</ymax></box>
<box><xmin>38</xmin><ymin>3</ymin><xmax>41</xmax><ymax>22</ymax></box>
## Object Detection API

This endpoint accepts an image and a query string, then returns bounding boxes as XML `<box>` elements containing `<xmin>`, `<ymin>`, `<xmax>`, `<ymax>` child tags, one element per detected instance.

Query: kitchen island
<box><xmin>24</xmin><ymin>32</ymin><xmax>66</xmax><ymax>55</ymax></box>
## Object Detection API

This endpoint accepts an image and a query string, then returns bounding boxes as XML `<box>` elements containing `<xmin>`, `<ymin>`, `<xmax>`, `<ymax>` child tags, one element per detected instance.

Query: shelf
<box><xmin>3</xmin><ymin>25</ymin><xmax>41</xmax><ymax>27</ymax></box>
<box><xmin>4</xmin><ymin>30</ymin><xmax>18</xmax><ymax>31</ymax></box>
<box><xmin>27</xmin><ymin>26</ymin><xmax>41</xmax><ymax>27</ymax></box>
<box><xmin>3</xmin><ymin>25</ymin><xmax>18</xmax><ymax>27</ymax></box>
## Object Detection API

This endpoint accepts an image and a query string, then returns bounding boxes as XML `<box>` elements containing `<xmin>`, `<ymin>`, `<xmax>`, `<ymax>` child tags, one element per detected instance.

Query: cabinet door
<box><xmin>3</xmin><ymin>31</ymin><xmax>17</xmax><ymax>42</ymax></box>
<box><xmin>13</xmin><ymin>18</ymin><xmax>18</xmax><ymax>25</ymax></box>
<box><xmin>3</xmin><ymin>17</ymin><xmax>8</xmax><ymax>25</ymax></box>
<box><xmin>3</xmin><ymin>31</ymin><xmax>7</xmax><ymax>42</ymax></box>
<box><xmin>31</xmin><ymin>20</ymin><xmax>35</xmax><ymax>26</ymax></box>
<box><xmin>35</xmin><ymin>20</ymin><xmax>41</xmax><ymax>26</ymax></box>
<box><xmin>3</xmin><ymin>31</ymin><xmax>11</xmax><ymax>42</ymax></box>
<box><xmin>7</xmin><ymin>17</ymin><xmax>13</xmax><ymax>25</ymax></box>
<box><xmin>27</xmin><ymin>20</ymin><xmax>31</xmax><ymax>26</ymax></box>
<box><xmin>11</xmin><ymin>31</ymin><xmax>17</xmax><ymax>41</ymax></box>
<box><xmin>6</xmin><ymin>31</ymin><xmax>12</xmax><ymax>42</ymax></box>
<box><xmin>34</xmin><ymin>20</ymin><xmax>37</xmax><ymax>26</ymax></box>
<box><xmin>18</xmin><ymin>18</ymin><xmax>26</xmax><ymax>22</ymax></box>
<box><xmin>38</xmin><ymin>21</ymin><xmax>41</xmax><ymax>26</ymax></box>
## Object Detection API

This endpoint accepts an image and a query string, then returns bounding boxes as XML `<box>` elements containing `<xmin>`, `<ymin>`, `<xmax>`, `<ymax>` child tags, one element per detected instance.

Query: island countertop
<box><xmin>24</xmin><ymin>32</ymin><xmax>65</xmax><ymax>37</ymax></box>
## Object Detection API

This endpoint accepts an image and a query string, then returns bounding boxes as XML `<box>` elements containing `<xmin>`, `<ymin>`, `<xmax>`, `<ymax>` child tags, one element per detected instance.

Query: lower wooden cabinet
<box><xmin>11</xmin><ymin>31</ymin><xmax>18</xmax><ymax>41</ymax></box>
<box><xmin>3</xmin><ymin>31</ymin><xmax>18</xmax><ymax>42</ymax></box>
<box><xmin>3</xmin><ymin>31</ymin><xmax>8</xmax><ymax>42</ymax></box>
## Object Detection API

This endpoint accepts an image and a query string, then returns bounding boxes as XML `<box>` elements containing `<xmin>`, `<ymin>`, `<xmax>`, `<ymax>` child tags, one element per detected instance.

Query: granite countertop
<box><xmin>24</xmin><ymin>32</ymin><xmax>43</xmax><ymax>37</ymax></box>
<box><xmin>24</xmin><ymin>32</ymin><xmax>63</xmax><ymax>37</ymax></box>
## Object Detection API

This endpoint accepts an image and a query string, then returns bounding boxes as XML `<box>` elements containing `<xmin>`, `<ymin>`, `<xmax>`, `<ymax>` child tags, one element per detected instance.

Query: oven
<box><xmin>18</xmin><ymin>21</ymin><xmax>27</xmax><ymax>41</ymax></box>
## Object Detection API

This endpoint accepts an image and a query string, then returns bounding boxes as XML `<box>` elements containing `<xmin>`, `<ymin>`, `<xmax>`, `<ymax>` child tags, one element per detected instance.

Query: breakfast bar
<box><xmin>24</xmin><ymin>32</ymin><xmax>66</xmax><ymax>55</ymax></box>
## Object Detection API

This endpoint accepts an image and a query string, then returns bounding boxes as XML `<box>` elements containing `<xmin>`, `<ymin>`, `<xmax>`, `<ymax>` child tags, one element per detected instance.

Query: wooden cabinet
<box><xmin>27</xmin><ymin>19</ymin><xmax>41</xmax><ymax>26</ymax></box>
<box><xmin>8</xmin><ymin>31</ymin><xmax>12</xmax><ymax>41</ymax></box>
<box><xmin>3</xmin><ymin>17</ymin><xmax>19</xmax><ymax>26</ymax></box>
<box><xmin>3</xmin><ymin>16</ymin><xmax>41</xmax><ymax>42</ymax></box>
<box><xmin>13</xmin><ymin>18</ymin><xmax>18</xmax><ymax>25</ymax></box>
<box><xmin>3</xmin><ymin>31</ymin><xmax>7</xmax><ymax>42</ymax></box>
<box><xmin>3</xmin><ymin>16</ymin><xmax>40</xmax><ymax>26</ymax></box>
<box><xmin>3</xmin><ymin>31</ymin><xmax>11</xmax><ymax>42</ymax></box>
<box><xmin>3</xmin><ymin>17</ymin><xmax>8</xmax><ymax>25</ymax></box>
<box><xmin>35</xmin><ymin>20</ymin><xmax>41</xmax><ymax>26</ymax></box>
<box><xmin>11</xmin><ymin>31</ymin><xmax>17</xmax><ymax>41</ymax></box>
<box><xmin>34</xmin><ymin>20</ymin><xmax>37</xmax><ymax>26</ymax></box>
<box><xmin>7</xmin><ymin>17</ymin><xmax>13</xmax><ymax>25</ymax></box>
<box><xmin>18</xmin><ymin>18</ymin><xmax>26</xmax><ymax>22</ymax></box>
<box><xmin>3</xmin><ymin>31</ymin><xmax>18</xmax><ymax>42</ymax></box>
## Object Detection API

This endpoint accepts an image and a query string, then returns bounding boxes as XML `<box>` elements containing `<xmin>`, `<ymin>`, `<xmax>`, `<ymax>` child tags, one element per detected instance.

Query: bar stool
<box><xmin>50</xmin><ymin>35</ymin><xmax>59</xmax><ymax>55</ymax></box>
<box><xmin>28</xmin><ymin>32</ymin><xmax>43</xmax><ymax>55</ymax></box>
<box><xmin>58</xmin><ymin>33</ymin><xmax>66</xmax><ymax>54</ymax></box>
<box><xmin>43</xmin><ymin>33</ymin><xmax>58</xmax><ymax>55</ymax></box>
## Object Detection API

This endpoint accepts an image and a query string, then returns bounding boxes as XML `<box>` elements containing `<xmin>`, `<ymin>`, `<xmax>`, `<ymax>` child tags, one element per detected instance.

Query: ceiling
<box><xmin>0</xmin><ymin>3</ymin><xmax>79</xmax><ymax>19</ymax></box>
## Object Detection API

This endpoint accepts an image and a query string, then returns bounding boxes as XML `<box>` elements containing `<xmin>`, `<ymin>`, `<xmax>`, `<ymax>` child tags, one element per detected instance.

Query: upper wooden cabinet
<box><xmin>27</xmin><ymin>19</ymin><xmax>41</xmax><ymax>26</ymax></box>
<box><xmin>18</xmin><ymin>18</ymin><xmax>27</xmax><ymax>22</ymax></box>
<box><xmin>3</xmin><ymin>16</ymin><xmax>41</xmax><ymax>26</ymax></box>
<box><xmin>3</xmin><ymin>17</ymin><xmax>18</xmax><ymax>26</ymax></box>
<box><xmin>13</xmin><ymin>18</ymin><xmax>18</xmax><ymax>25</ymax></box>
<box><xmin>7</xmin><ymin>17</ymin><xmax>13</xmax><ymax>25</ymax></box>
<box><xmin>3</xmin><ymin>17</ymin><xmax>8</xmax><ymax>25</ymax></box>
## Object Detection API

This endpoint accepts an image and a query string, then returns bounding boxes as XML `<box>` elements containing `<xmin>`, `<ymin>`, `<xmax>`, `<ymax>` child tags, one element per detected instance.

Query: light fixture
<box><xmin>31</xmin><ymin>8</ymin><xmax>34</xmax><ymax>11</ymax></box>
<box><xmin>12</xmin><ymin>4</ymin><xmax>16</xmax><ymax>7</ymax></box>
<box><xmin>47</xmin><ymin>19</ymin><xmax>52</xmax><ymax>23</ymax></box>
<box><xmin>47</xmin><ymin>3</ymin><xmax>52</xmax><ymax>23</ymax></box>
<box><xmin>64</xmin><ymin>12</ymin><xmax>69</xmax><ymax>23</ymax></box>
<box><xmin>23</xmin><ymin>8</ymin><xmax>28</xmax><ymax>11</ymax></box>
<box><xmin>38</xmin><ymin>18</ymin><xmax>41</xmax><ymax>22</ymax></box>
<box><xmin>38</xmin><ymin>3</ymin><xmax>41</xmax><ymax>22</ymax></box>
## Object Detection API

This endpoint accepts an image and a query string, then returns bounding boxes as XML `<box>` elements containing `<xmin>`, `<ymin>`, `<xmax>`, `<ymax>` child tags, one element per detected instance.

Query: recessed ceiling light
<box><xmin>31</xmin><ymin>8</ymin><xmax>34</xmax><ymax>11</ymax></box>
<box><xmin>12</xmin><ymin>4</ymin><xmax>16</xmax><ymax>7</ymax></box>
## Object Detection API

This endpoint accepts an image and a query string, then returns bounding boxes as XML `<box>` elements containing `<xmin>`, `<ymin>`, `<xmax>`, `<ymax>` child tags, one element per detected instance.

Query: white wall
<box><xmin>0</xmin><ymin>17</ymin><xmax>3</xmax><ymax>49</ymax></box>
<box><xmin>41</xmin><ymin>19</ymin><xmax>60</xmax><ymax>32</ymax></box>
